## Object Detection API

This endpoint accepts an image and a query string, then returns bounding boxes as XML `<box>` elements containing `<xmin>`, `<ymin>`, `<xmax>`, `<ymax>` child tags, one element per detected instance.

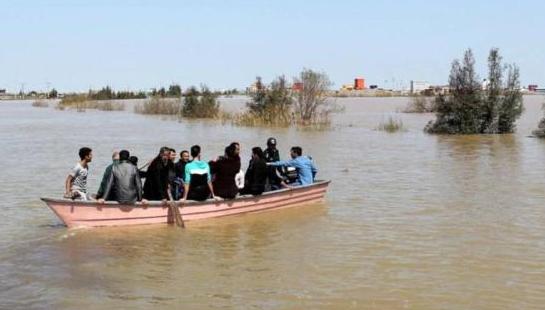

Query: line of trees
<box><xmin>135</xmin><ymin>84</ymin><xmax>219</xmax><ymax>119</ymax></box>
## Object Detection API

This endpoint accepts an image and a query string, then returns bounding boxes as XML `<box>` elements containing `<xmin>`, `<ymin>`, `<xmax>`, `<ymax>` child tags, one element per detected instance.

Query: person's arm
<box><xmin>64</xmin><ymin>175</ymin><xmax>74</xmax><ymax>198</ymax></box>
<box><xmin>269</xmin><ymin>159</ymin><xmax>295</xmax><ymax>167</ymax></box>
<box><xmin>64</xmin><ymin>165</ymin><xmax>79</xmax><ymax>198</ymax></box>
<box><xmin>135</xmin><ymin>167</ymin><xmax>143</xmax><ymax>202</ymax></box>
<box><xmin>99</xmin><ymin>169</ymin><xmax>115</xmax><ymax>203</ymax></box>
<box><xmin>208</xmin><ymin>181</ymin><xmax>216</xmax><ymax>199</ymax></box>
<box><xmin>96</xmin><ymin>166</ymin><xmax>111</xmax><ymax>198</ymax></box>
<box><xmin>310</xmin><ymin>160</ymin><xmax>318</xmax><ymax>180</ymax></box>
<box><xmin>181</xmin><ymin>165</ymin><xmax>191</xmax><ymax>201</ymax></box>
<box><xmin>235</xmin><ymin>170</ymin><xmax>245</xmax><ymax>189</ymax></box>
<box><xmin>207</xmin><ymin>166</ymin><xmax>216</xmax><ymax>199</ymax></box>
<box><xmin>181</xmin><ymin>183</ymin><xmax>190</xmax><ymax>201</ymax></box>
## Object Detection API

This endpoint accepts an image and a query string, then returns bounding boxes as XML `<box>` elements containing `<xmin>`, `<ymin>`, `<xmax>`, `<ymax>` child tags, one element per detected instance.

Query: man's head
<box><xmin>190</xmin><ymin>145</ymin><xmax>201</xmax><ymax>159</ymax></box>
<box><xmin>267</xmin><ymin>137</ymin><xmax>277</xmax><ymax>150</ymax></box>
<box><xmin>180</xmin><ymin>150</ymin><xmax>190</xmax><ymax>162</ymax></box>
<box><xmin>252</xmin><ymin>147</ymin><xmax>264</xmax><ymax>160</ymax></box>
<box><xmin>129</xmin><ymin>156</ymin><xmax>138</xmax><ymax>166</ymax></box>
<box><xmin>119</xmin><ymin>150</ymin><xmax>130</xmax><ymax>161</ymax></box>
<box><xmin>112</xmin><ymin>151</ymin><xmax>120</xmax><ymax>162</ymax></box>
<box><xmin>169</xmin><ymin>148</ymin><xmax>177</xmax><ymax>161</ymax></box>
<box><xmin>230</xmin><ymin>142</ymin><xmax>240</xmax><ymax>156</ymax></box>
<box><xmin>290</xmin><ymin>146</ymin><xmax>302</xmax><ymax>159</ymax></box>
<box><xmin>225</xmin><ymin>145</ymin><xmax>236</xmax><ymax>158</ymax></box>
<box><xmin>79</xmin><ymin>147</ymin><xmax>93</xmax><ymax>162</ymax></box>
<box><xmin>159</xmin><ymin>146</ymin><xmax>170</xmax><ymax>162</ymax></box>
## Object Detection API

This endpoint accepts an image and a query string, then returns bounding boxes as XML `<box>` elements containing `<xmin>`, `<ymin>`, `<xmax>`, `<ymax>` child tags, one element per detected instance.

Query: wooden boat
<box><xmin>41</xmin><ymin>180</ymin><xmax>330</xmax><ymax>228</ymax></box>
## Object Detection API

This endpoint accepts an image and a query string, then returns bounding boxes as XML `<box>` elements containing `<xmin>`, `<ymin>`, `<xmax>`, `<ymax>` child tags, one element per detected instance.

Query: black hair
<box><xmin>119</xmin><ymin>150</ymin><xmax>130</xmax><ymax>161</ymax></box>
<box><xmin>252</xmin><ymin>147</ymin><xmax>264</xmax><ymax>159</ymax></box>
<box><xmin>190</xmin><ymin>145</ymin><xmax>201</xmax><ymax>158</ymax></box>
<box><xmin>79</xmin><ymin>147</ymin><xmax>92</xmax><ymax>160</ymax></box>
<box><xmin>267</xmin><ymin>137</ymin><xmax>277</xmax><ymax>146</ymax></box>
<box><xmin>230</xmin><ymin>142</ymin><xmax>240</xmax><ymax>148</ymax></box>
<box><xmin>170</xmin><ymin>148</ymin><xmax>176</xmax><ymax>153</ymax></box>
<box><xmin>291</xmin><ymin>146</ymin><xmax>302</xmax><ymax>156</ymax></box>
<box><xmin>159</xmin><ymin>146</ymin><xmax>170</xmax><ymax>155</ymax></box>
<box><xmin>225</xmin><ymin>145</ymin><xmax>236</xmax><ymax>158</ymax></box>
<box><xmin>180</xmin><ymin>150</ymin><xmax>189</xmax><ymax>157</ymax></box>
<box><xmin>129</xmin><ymin>156</ymin><xmax>138</xmax><ymax>166</ymax></box>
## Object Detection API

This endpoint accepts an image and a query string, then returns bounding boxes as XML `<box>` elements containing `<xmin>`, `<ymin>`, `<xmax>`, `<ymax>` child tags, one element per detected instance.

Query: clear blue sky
<box><xmin>1</xmin><ymin>0</ymin><xmax>544</xmax><ymax>92</ymax></box>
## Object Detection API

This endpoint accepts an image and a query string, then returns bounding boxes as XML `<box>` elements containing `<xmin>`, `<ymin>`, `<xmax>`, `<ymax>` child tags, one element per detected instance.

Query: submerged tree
<box><xmin>246</xmin><ymin>75</ymin><xmax>293</xmax><ymax>125</ymax></box>
<box><xmin>241</xmin><ymin>69</ymin><xmax>338</xmax><ymax>127</ymax></box>
<box><xmin>182</xmin><ymin>85</ymin><xmax>219</xmax><ymax>118</ymax></box>
<box><xmin>294</xmin><ymin>69</ymin><xmax>333</xmax><ymax>124</ymax></box>
<box><xmin>425</xmin><ymin>48</ymin><xmax>523</xmax><ymax>134</ymax></box>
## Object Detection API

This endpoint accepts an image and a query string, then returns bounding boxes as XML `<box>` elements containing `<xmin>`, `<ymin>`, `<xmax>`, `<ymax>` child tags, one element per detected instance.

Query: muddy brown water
<box><xmin>1</xmin><ymin>96</ymin><xmax>545</xmax><ymax>309</ymax></box>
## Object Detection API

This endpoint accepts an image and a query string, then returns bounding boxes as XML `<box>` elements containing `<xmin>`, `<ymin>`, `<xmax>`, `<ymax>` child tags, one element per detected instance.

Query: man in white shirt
<box><xmin>64</xmin><ymin>147</ymin><xmax>93</xmax><ymax>200</ymax></box>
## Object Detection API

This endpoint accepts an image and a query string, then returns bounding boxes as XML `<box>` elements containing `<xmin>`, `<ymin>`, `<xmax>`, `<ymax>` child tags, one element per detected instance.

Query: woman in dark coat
<box><xmin>209</xmin><ymin>145</ymin><xmax>241</xmax><ymax>199</ymax></box>
<box><xmin>241</xmin><ymin>147</ymin><xmax>268</xmax><ymax>196</ymax></box>
<box><xmin>143</xmin><ymin>147</ymin><xmax>171</xmax><ymax>201</ymax></box>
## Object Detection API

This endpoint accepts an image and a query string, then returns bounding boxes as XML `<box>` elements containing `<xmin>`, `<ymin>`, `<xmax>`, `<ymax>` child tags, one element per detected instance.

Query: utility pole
<box><xmin>20</xmin><ymin>83</ymin><xmax>25</xmax><ymax>99</ymax></box>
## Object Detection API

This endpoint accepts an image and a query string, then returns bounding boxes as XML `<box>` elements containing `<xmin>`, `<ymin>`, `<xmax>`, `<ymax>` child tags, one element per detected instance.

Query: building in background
<box><xmin>354</xmin><ymin>77</ymin><xmax>365</xmax><ymax>90</ymax></box>
<box><xmin>292</xmin><ymin>82</ymin><xmax>303</xmax><ymax>91</ymax></box>
<box><xmin>341</xmin><ymin>84</ymin><xmax>354</xmax><ymax>91</ymax></box>
<box><xmin>410</xmin><ymin>80</ymin><xmax>429</xmax><ymax>94</ymax></box>
<box><xmin>529</xmin><ymin>85</ymin><xmax>538</xmax><ymax>92</ymax></box>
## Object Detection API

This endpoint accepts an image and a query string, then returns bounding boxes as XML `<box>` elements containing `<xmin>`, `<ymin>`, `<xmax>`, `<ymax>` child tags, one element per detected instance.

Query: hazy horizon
<box><xmin>1</xmin><ymin>0</ymin><xmax>544</xmax><ymax>92</ymax></box>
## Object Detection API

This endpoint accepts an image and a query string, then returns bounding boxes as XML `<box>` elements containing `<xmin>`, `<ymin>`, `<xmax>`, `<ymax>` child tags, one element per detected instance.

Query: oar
<box><xmin>167</xmin><ymin>190</ymin><xmax>184</xmax><ymax>228</ymax></box>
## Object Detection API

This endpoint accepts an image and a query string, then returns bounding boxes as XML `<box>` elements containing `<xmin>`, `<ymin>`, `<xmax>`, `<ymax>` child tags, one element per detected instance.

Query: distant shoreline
<box><xmin>1</xmin><ymin>92</ymin><xmax>543</xmax><ymax>103</ymax></box>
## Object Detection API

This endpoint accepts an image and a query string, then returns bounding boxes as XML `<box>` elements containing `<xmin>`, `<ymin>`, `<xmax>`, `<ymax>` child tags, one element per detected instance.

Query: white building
<box><xmin>410</xmin><ymin>80</ymin><xmax>430</xmax><ymax>94</ymax></box>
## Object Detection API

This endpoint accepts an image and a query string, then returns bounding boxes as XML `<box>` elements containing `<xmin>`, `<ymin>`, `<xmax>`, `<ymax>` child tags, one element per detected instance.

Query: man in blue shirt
<box><xmin>267</xmin><ymin>146</ymin><xmax>317</xmax><ymax>186</ymax></box>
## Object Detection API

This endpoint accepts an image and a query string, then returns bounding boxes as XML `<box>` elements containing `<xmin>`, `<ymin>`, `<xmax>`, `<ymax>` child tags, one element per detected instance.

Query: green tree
<box><xmin>48</xmin><ymin>88</ymin><xmax>58</xmax><ymax>99</ymax></box>
<box><xmin>425</xmin><ymin>48</ymin><xmax>522</xmax><ymax>134</ymax></box>
<box><xmin>182</xmin><ymin>85</ymin><xmax>219</xmax><ymax>118</ymax></box>
<box><xmin>247</xmin><ymin>75</ymin><xmax>293</xmax><ymax>124</ymax></box>
<box><xmin>158</xmin><ymin>87</ymin><xmax>166</xmax><ymax>98</ymax></box>
<box><xmin>167</xmin><ymin>84</ymin><xmax>182</xmax><ymax>97</ymax></box>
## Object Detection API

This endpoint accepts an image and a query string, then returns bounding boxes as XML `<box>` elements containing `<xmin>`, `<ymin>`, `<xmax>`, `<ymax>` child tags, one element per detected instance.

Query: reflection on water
<box><xmin>1</xmin><ymin>96</ymin><xmax>545</xmax><ymax>309</ymax></box>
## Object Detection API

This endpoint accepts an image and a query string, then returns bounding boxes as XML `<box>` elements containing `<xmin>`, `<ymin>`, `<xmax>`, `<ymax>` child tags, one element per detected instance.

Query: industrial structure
<box><xmin>410</xmin><ymin>80</ymin><xmax>430</xmax><ymax>94</ymax></box>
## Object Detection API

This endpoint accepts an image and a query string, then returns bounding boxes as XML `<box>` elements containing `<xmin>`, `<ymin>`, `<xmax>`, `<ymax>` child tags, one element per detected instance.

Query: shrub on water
<box><xmin>377</xmin><ymin>116</ymin><xmax>404</xmax><ymax>133</ymax></box>
<box><xmin>58</xmin><ymin>95</ymin><xmax>125</xmax><ymax>111</ymax></box>
<box><xmin>294</xmin><ymin>69</ymin><xmax>335</xmax><ymax>125</ymax></box>
<box><xmin>182</xmin><ymin>85</ymin><xmax>219</xmax><ymax>118</ymax></box>
<box><xmin>134</xmin><ymin>97</ymin><xmax>182</xmax><ymax>115</ymax></box>
<box><xmin>425</xmin><ymin>48</ymin><xmax>523</xmax><ymax>134</ymax></box>
<box><xmin>32</xmin><ymin>100</ymin><xmax>49</xmax><ymax>108</ymax></box>
<box><xmin>237</xmin><ymin>69</ymin><xmax>340</xmax><ymax>127</ymax></box>
<box><xmin>403</xmin><ymin>95</ymin><xmax>436</xmax><ymax>113</ymax></box>
<box><xmin>239</xmin><ymin>76</ymin><xmax>293</xmax><ymax>126</ymax></box>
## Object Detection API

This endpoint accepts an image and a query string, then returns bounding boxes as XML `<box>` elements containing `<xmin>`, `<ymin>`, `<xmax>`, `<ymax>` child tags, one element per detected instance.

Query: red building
<box><xmin>529</xmin><ymin>85</ymin><xmax>538</xmax><ymax>92</ymax></box>
<box><xmin>354</xmin><ymin>78</ymin><xmax>365</xmax><ymax>90</ymax></box>
<box><xmin>292</xmin><ymin>82</ymin><xmax>304</xmax><ymax>91</ymax></box>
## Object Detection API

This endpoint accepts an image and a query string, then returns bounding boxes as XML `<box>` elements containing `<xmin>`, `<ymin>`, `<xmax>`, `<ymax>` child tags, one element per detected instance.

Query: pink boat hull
<box><xmin>41</xmin><ymin>180</ymin><xmax>330</xmax><ymax>228</ymax></box>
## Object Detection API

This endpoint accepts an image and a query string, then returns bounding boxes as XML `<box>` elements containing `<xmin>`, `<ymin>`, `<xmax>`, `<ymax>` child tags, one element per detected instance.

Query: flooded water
<box><xmin>1</xmin><ymin>96</ymin><xmax>545</xmax><ymax>309</ymax></box>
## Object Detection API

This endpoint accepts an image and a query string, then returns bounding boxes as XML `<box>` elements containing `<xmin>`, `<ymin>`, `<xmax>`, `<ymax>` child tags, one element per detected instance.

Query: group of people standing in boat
<box><xmin>64</xmin><ymin>138</ymin><xmax>318</xmax><ymax>205</ymax></box>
